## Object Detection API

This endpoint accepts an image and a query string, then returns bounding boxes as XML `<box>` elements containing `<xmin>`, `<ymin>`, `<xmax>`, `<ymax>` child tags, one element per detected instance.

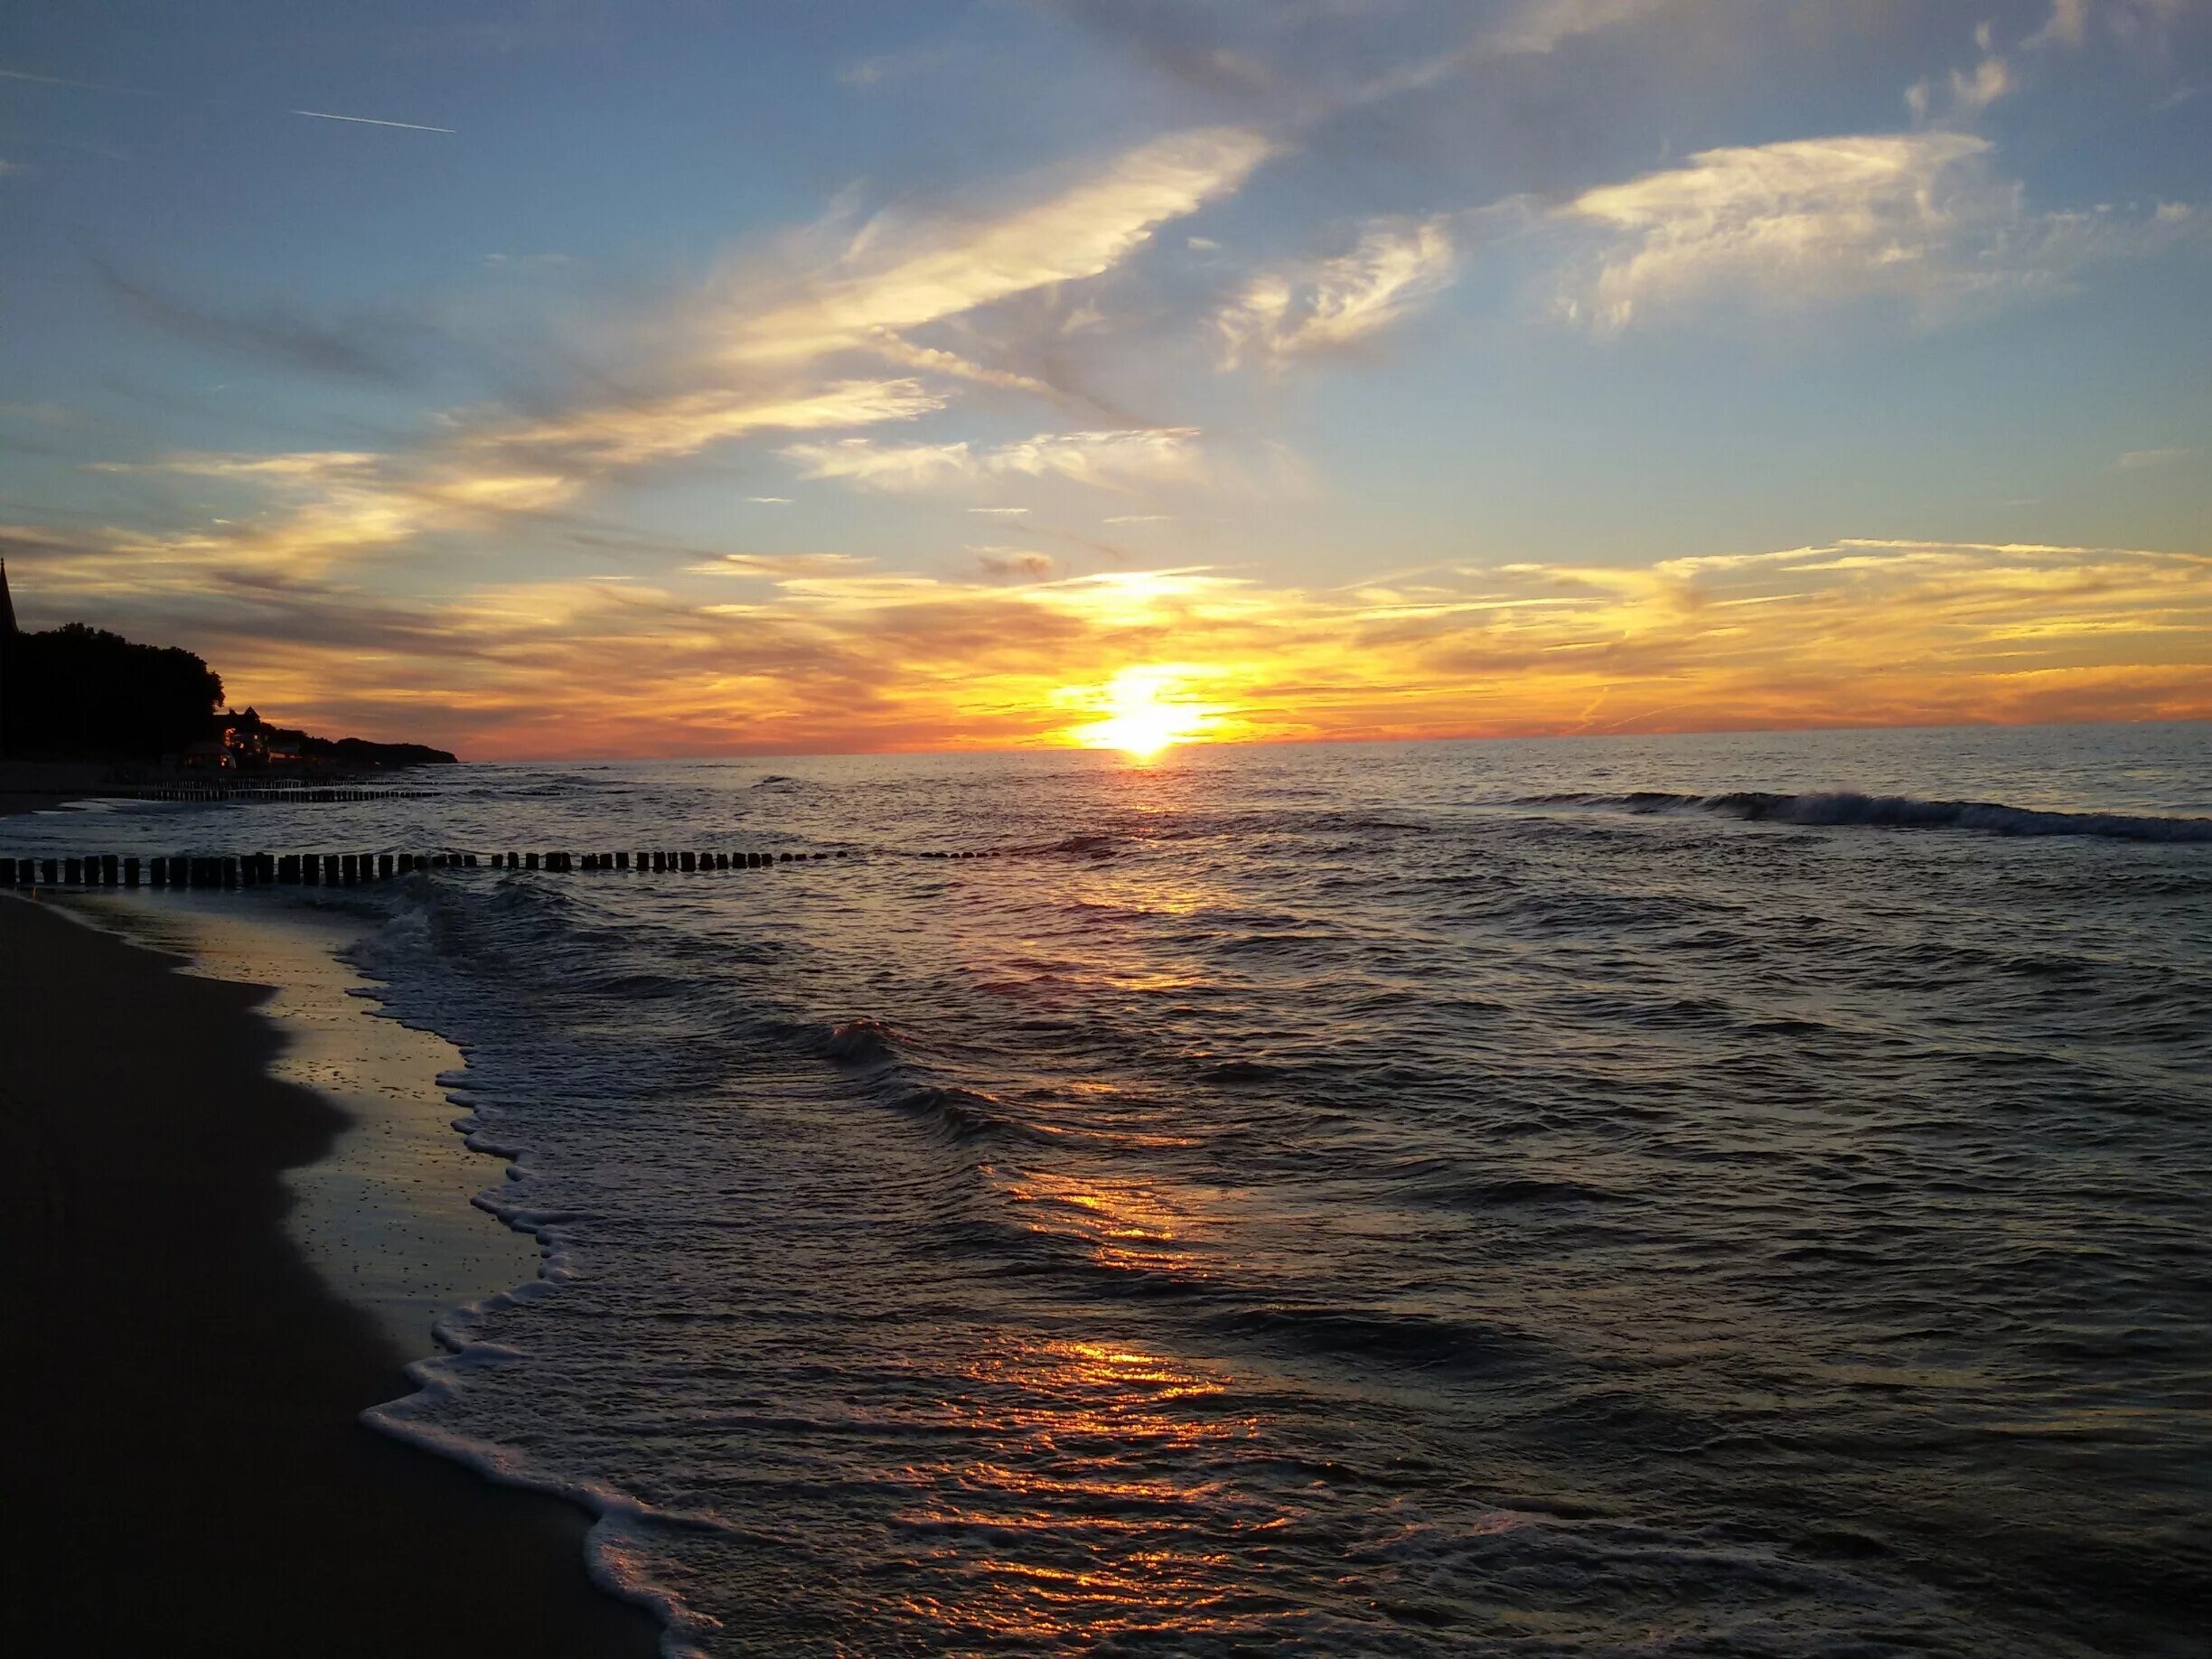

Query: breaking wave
<box><xmin>1516</xmin><ymin>789</ymin><xmax>2212</xmax><ymax>842</ymax></box>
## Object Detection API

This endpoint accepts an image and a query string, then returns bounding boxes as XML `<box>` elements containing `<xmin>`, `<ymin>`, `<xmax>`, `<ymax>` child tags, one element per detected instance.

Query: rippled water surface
<box><xmin>18</xmin><ymin>726</ymin><xmax>2212</xmax><ymax>1655</ymax></box>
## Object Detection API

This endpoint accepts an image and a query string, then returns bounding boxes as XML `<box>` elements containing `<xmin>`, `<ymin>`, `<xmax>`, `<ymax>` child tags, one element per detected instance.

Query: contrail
<box><xmin>0</xmin><ymin>67</ymin><xmax>145</xmax><ymax>94</ymax></box>
<box><xmin>290</xmin><ymin>108</ymin><xmax>455</xmax><ymax>135</ymax></box>
<box><xmin>5</xmin><ymin>65</ymin><xmax>452</xmax><ymax>132</ymax></box>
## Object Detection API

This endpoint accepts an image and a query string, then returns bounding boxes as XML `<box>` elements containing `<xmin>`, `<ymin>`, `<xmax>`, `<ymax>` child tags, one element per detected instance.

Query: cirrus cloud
<box><xmin>1216</xmin><ymin>215</ymin><xmax>1458</xmax><ymax>370</ymax></box>
<box><xmin>1553</xmin><ymin>131</ymin><xmax>2198</xmax><ymax>333</ymax></box>
<box><xmin>783</xmin><ymin>426</ymin><xmax>1205</xmax><ymax>494</ymax></box>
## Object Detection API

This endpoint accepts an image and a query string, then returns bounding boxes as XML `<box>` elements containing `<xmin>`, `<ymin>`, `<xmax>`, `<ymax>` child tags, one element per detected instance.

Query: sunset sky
<box><xmin>2</xmin><ymin>1</ymin><xmax>2207</xmax><ymax>756</ymax></box>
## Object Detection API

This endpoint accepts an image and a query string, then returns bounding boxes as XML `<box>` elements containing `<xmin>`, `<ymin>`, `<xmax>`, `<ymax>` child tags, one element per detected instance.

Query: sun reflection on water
<box><xmin>886</xmin><ymin>1337</ymin><xmax>1279</xmax><ymax>1645</ymax></box>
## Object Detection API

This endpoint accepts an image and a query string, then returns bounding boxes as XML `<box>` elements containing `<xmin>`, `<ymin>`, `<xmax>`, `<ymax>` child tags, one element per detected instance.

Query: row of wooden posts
<box><xmin>1</xmin><ymin>785</ymin><xmax>437</xmax><ymax>802</ymax></box>
<box><xmin>0</xmin><ymin>846</ymin><xmax>1011</xmax><ymax>890</ymax></box>
<box><xmin>118</xmin><ymin>786</ymin><xmax>438</xmax><ymax>802</ymax></box>
<box><xmin>2</xmin><ymin>851</ymin><xmax>475</xmax><ymax>889</ymax></box>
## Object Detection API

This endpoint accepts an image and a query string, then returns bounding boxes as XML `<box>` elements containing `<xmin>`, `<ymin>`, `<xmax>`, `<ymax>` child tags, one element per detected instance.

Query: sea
<box><xmin>12</xmin><ymin>723</ymin><xmax>2210</xmax><ymax>1657</ymax></box>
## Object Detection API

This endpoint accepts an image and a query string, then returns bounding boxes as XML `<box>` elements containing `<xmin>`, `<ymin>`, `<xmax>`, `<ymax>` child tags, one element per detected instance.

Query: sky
<box><xmin>1</xmin><ymin>0</ymin><xmax>2207</xmax><ymax>758</ymax></box>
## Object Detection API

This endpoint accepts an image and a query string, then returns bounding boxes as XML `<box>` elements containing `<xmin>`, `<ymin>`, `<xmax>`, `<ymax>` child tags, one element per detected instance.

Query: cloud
<box><xmin>783</xmin><ymin>426</ymin><xmax>1204</xmax><ymax>493</ymax></box>
<box><xmin>78</xmin><ymin>448</ymin><xmax>578</xmax><ymax>575</ymax></box>
<box><xmin>974</xmin><ymin>548</ymin><xmax>1056</xmax><ymax>579</ymax></box>
<box><xmin>1478</xmin><ymin>0</ymin><xmax>1676</xmax><ymax>60</ymax></box>
<box><xmin>16</xmin><ymin>118</ymin><xmax>1291</xmax><ymax>597</ymax></box>
<box><xmin>687</xmin><ymin>552</ymin><xmax>874</xmax><ymax>577</ymax></box>
<box><xmin>2117</xmin><ymin>447</ymin><xmax>2191</xmax><ymax>469</ymax></box>
<box><xmin>2030</xmin><ymin>0</ymin><xmax>2095</xmax><ymax>49</ymax></box>
<box><xmin>1552</xmin><ymin>132</ymin><xmax>2196</xmax><ymax>333</ymax></box>
<box><xmin>2028</xmin><ymin>0</ymin><xmax>2193</xmax><ymax>52</ymax></box>
<box><xmin>1045</xmin><ymin>0</ymin><xmax>1675</xmax><ymax>113</ymax></box>
<box><xmin>14</xmin><ymin>518</ymin><xmax>2203</xmax><ymax>758</ymax></box>
<box><xmin>464</xmin><ymin>379</ymin><xmax>945</xmax><ymax>468</ymax></box>
<box><xmin>1948</xmin><ymin>54</ymin><xmax>2017</xmax><ymax>112</ymax></box>
<box><xmin>96</xmin><ymin>258</ymin><xmax>442</xmax><ymax>382</ymax></box>
<box><xmin>720</xmin><ymin>127</ymin><xmax>1276</xmax><ymax>366</ymax></box>
<box><xmin>1217</xmin><ymin>215</ymin><xmax>1458</xmax><ymax>369</ymax></box>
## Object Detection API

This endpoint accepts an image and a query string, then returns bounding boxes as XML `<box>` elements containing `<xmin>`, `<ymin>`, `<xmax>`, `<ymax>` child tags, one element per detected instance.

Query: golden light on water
<box><xmin>1063</xmin><ymin>666</ymin><xmax>1226</xmax><ymax>761</ymax></box>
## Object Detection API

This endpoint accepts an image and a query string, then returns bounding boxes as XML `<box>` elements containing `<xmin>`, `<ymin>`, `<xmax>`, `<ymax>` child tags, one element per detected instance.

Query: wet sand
<box><xmin>0</xmin><ymin>894</ymin><xmax>661</xmax><ymax>1655</ymax></box>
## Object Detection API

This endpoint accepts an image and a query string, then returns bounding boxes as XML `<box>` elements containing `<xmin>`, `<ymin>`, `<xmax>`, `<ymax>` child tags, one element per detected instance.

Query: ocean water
<box><xmin>14</xmin><ymin>724</ymin><xmax>2212</xmax><ymax>1656</ymax></box>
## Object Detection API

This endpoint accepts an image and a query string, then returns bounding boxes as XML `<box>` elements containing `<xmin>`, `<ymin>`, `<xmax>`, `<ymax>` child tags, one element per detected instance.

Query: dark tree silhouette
<box><xmin>2</xmin><ymin>623</ymin><xmax>226</xmax><ymax>758</ymax></box>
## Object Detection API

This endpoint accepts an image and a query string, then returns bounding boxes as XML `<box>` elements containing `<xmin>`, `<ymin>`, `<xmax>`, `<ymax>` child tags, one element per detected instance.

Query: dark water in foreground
<box><xmin>20</xmin><ymin>726</ymin><xmax>2212</xmax><ymax>1654</ymax></box>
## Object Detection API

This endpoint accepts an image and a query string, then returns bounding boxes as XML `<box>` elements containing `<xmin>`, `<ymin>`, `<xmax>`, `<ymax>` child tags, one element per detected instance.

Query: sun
<box><xmin>1065</xmin><ymin>666</ymin><xmax>1222</xmax><ymax>760</ymax></box>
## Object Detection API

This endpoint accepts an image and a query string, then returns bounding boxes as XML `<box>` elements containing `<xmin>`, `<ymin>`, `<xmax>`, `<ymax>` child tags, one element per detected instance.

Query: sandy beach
<box><xmin>0</xmin><ymin>892</ymin><xmax>661</xmax><ymax>1655</ymax></box>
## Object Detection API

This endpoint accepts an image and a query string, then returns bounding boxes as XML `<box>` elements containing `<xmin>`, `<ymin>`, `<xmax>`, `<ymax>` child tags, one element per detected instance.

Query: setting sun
<box><xmin>1065</xmin><ymin>666</ymin><xmax>1224</xmax><ymax>759</ymax></box>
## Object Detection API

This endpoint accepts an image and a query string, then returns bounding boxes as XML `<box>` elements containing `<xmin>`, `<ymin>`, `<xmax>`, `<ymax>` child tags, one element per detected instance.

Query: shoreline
<box><xmin>70</xmin><ymin>893</ymin><xmax>546</xmax><ymax>1358</ymax></box>
<box><xmin>0</xmin><ymin>893</ymin><xmax>661</xmax><ymax>1655</ymax></box>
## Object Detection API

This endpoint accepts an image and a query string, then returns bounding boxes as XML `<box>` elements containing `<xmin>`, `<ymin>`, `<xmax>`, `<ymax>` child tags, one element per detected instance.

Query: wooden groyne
<box><xmin>0</xmin><ymin>846</ymin><xmax>1023</xmax><ymax>891</ymax></box>
<box><xmin>1</xmin><ymin>784</ymin><xmax>437</xmax><ymax>803</ymax></box>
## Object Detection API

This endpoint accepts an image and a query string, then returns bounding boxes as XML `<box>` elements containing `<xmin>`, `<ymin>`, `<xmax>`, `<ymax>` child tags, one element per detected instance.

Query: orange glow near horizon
<box><xmin>15</xmin><ymin>537</ymin><xmax>2210</xmax><ymax>759</ymax></box>
<box><xmin>1064</xmin><ymin>666</ymin><xmax>1226</xmax><ymax>760</ymax></box>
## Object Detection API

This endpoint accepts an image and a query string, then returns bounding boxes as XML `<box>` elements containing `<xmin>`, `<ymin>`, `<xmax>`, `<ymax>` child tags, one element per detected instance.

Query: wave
<box><xmin>1029</xmin><ymin>831</ymin><xmax>1125</xmax><ymax>857</ymax></box>
<box><xmin>820</xmin><ymin>1016</ymin><xmax>903</xmax><ymax>1064</ymax></box>
<box><xmin>1517</xmin><ymin>790</ymin><xmax>2212</xmax><ymax>842</ymax></box>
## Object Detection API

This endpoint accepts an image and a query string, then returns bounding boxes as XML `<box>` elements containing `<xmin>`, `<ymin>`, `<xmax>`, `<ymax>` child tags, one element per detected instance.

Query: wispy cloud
<box><xmin>784</xmin><ymin>427</ymin><xmax>1204</xmax><ymax>494</ymax></box>
<box><xmin>2028</xmin><ymin>0</ymin><xmax>2193</xmax><ymax>52</ymax></box>
<box><xmin>719</xmin><ymin>127</ymin><xmax>1276</xmax><ymax>367</ymax></box>
<box><xmin>974</xmin><ymin>547</ymin><xmax>1055</xmax><ymax>580</ymax></box>
<box><xmin>1217</xmin><ymin>215</ymin><xmax>1457</xmax><ymax>369</ymax></box>
<box><xmin>465</xmin><ymin>380</ymin><xmax>945</xmax><ymax>469</ymax></box>
<box><xmin>1552</xmin><ymin>132</ymin><xmax>2197</xmax><ymax>333</ymax></box>
<box><xmin>95</xmin><ymin>258</ymin><xmax>444</xmax><ymax>382</ymax></box>
<box><xmin>14</xmin><ymin>522</ymin><xmax>2205</xmax><ymax>756</ymax></box>
<box><xmin>9</xmin><ymin>120</ymin><xmax>1288</xmax><ymax>597</ymax></box>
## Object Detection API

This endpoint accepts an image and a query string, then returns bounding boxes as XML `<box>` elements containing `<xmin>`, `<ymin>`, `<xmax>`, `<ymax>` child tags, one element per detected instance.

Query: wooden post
<box><xmin>0</xmin><ymin>858</ymin><xmax>14</xmax><ymax>886</ymax></box>
<box><xmin>378</xmin><ymin>853</ymin><xmax>394</xmax><ymax>879</ymax></box>
<box><xmin>616</xmin><ymin>851</ymin><xmax>630</xmax><ymax>870</ymax></box>
<box><xmin>223</xmin><ymin>858</ymin><xmax>240</xmax><ymax>888</ymax></box>
<box><xmin>465</xmin><ymin>853</ymin><xmax>479</xmax><ymax>867</ymax></box>
<box><xmin>100</xmin><ymin>854</ymin><xmax>119</xmax><ymax>886</ymax></box>
<box><xmin>124</xmin><ymin>857</ymin><xmax>140</xmax><ymax>887</ymax></box>
<box><xmin>651</xmin><ymin>850</ymin><xmax>666</xmax><ymax>872</ymax></box>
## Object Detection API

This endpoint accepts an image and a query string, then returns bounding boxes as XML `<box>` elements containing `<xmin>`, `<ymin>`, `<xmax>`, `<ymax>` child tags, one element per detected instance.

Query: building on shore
<box><xmin>1</xmin><ymin>558</ymin><xmax>16</xmax><ymax>756</ymax></box>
